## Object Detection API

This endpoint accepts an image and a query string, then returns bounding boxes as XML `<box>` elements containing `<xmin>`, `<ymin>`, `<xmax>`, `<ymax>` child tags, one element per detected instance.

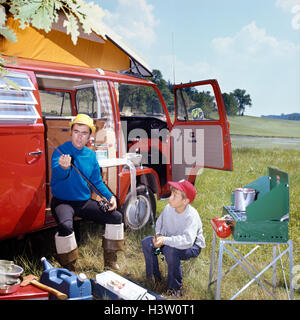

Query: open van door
<box><xmin>170</xmin><ymin>79</ymin><xmax>232</xmax><ymax>183</ymax></box>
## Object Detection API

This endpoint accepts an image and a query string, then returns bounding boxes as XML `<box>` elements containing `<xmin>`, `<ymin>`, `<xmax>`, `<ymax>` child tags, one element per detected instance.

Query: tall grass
<box><xmin>1</xmin><ymin>147</ymin><xmax>299</xmax><ymax>300</ymax></box>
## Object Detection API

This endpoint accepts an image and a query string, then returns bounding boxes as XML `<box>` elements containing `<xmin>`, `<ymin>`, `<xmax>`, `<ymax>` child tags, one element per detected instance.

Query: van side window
<box><xmin>76</xmin><ymin>87</ymin><xmax>97</xmax><ymax>118</ymax></box>
<box><xmin>0</xmin><ymin>72</ymin><xmax>40</xmax><ymax>123</ymax></box>
<box><xmin>76</xmin><ymin>81</ymin><xmax>114</xmax><ymax>129</ymax></box>
<box><xmin>39</xmin><ymin>91</ymin><xmax>72</xmax><ymax>116</ymax></box>
<box><xmin>175</xmin><ymin>84</ymin><xmax>220</xmax><ymax>121</ymax></box>
<box><xmin>115</xmin><ymin>83</ymin><xmax>165</xmax><ymax>120</ymax></box>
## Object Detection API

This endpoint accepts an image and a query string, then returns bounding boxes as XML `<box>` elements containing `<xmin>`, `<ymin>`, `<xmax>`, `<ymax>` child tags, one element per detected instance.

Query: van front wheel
<box><xmin>122</xmin><ymin>185</ymin><xmax>156</xmax><ymax>230</ymax></box>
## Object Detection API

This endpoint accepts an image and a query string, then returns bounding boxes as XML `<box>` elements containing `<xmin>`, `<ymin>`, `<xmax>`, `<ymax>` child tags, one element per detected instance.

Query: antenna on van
<box><xmin>172</xmin><ymin>32</ymin><xmax>176</xmax><ymax>85</ymax></box>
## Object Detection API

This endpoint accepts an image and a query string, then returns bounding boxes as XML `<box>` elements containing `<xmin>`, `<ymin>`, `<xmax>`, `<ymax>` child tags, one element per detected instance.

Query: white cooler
<box><xmin>95</xmin><ymin>271</ymin><xmax>156</xmax><ymax>300</ymax></box>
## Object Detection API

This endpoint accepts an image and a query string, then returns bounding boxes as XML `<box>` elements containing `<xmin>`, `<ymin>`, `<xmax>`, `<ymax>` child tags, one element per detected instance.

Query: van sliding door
<box><xmin>0</xmin><ymin>70</ymin><xmax>46</xmax><ymax>240</ymax></box>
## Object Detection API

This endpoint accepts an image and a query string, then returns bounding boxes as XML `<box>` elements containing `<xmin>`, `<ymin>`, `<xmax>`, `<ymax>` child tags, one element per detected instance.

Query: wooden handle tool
<box><xmin>21</xmin><ymin>275</ymin><xmax>68</xmax><ymax>300</ymax></box>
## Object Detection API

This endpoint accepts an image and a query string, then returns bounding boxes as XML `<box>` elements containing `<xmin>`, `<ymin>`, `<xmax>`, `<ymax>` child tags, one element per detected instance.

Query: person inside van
<box><xmin>141</xmin><ymin>179</ymin><xmax>205</xmax><ymax>298</ymax></box>
<box><xmin>50</xmin><ymin>113</ymin><xmax>124</xmax><ymax>271</ymax></box>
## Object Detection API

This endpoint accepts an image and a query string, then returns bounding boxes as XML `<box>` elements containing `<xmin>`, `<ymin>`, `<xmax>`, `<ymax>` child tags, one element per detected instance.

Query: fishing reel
<box><xmin>97</xmin><ymin>199</ymin><xmax>111</xmax><ymax>213</ymax></box>
<box><xmin>153</xmin><ymin>247</ymin><xmax>161</xmax><ymax>255</ymax></box>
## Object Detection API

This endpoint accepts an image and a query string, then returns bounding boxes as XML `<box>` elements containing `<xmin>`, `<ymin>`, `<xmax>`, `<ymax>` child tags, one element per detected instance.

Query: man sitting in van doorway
<box><xmin>50</xmin><ymin>114</ymin><xmax>124</xmax><ymax>271</ymax></box>
<box><xmin>141</xmin><ymin>180</ymin><xmax>205</xmax><ymax>298</ymax></box>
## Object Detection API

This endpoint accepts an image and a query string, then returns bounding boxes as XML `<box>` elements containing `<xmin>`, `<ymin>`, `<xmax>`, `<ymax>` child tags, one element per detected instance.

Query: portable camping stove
<box><xmin>208</xmin><ymin>168</ymin><xmax>294</xmax><ymax>300</ymax></box>
<box><xmin>223</xmin><ymin>167</ymin><xmax>289</xmax><ymax>242</ymax></box>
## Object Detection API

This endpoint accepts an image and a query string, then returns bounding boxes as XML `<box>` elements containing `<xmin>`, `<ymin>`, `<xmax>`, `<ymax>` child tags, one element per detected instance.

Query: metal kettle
<box><xmin>234</xmin><ymin>188</ymin><xmax>256</xmax><ymax>211</ymax></box>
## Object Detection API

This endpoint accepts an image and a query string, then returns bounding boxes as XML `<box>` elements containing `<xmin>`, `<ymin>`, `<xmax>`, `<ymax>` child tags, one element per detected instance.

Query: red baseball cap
<box><xmin>168</xmin><ymin>179</ymin><xmax>197</xmax><ymax>203</ymax></box>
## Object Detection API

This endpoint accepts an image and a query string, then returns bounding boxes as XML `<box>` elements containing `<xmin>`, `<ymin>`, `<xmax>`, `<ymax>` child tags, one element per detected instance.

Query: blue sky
<box><xmin>90</xmin><ymin>0</ymin><xmax>300</xmax><ymax>117</ymax></box>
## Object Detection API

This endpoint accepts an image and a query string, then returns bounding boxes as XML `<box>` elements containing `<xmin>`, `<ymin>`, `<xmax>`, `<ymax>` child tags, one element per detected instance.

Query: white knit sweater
<box><xmin>155</xmin><ymin>204</ymin><xmax>206</xmax><ymax>250</ymax></box>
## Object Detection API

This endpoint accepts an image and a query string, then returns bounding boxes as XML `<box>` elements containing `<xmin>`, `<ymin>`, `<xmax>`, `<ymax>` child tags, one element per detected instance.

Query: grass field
<box><xmin>228</xmin><ymin>115</ymin><xmax>300</xmax><ymax>138</ymax></box>
<box><xmin>0</xmin><ymin>116</ymin><xmax>299</xmax><ymax>300</ymax></box>
<box><xmin>231</xmin><ymin>135</ymin><xmax>300</xmax><ymax>150</ymax></box>
<box><xmin>2</xmin><ymin>146</ymin><xmax>299</xmax><ymax>300</ymax></box>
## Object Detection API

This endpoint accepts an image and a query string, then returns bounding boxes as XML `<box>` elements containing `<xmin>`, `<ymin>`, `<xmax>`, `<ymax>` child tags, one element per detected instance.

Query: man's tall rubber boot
<box><xmin>54</xmin><ymin>232</ymin><xmax>78</xmax><ymax>271</ymax></box>
<box><xmin>102</xmin><ymin>223</ymin><xmax>125</xmax><ymax>270</ymax></box>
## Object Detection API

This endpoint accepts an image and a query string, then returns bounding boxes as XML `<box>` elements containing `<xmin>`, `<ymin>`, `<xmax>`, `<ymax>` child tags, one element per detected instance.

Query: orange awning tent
<box><xmin>0</xmin><ymin>13</ymin><xmax>152</xmax><ymax>77</ymax></box>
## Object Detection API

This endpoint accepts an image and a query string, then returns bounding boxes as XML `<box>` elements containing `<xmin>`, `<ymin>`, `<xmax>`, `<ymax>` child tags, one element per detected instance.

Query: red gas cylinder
<box><xmin>210</xmin><ymin>217</ymin><xmax>233</xmax><ymax>238</ymax></box>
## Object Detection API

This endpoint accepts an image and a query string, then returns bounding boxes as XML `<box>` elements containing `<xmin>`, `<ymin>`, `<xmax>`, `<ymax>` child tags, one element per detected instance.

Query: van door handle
<box><xmin>28</xmin><ymin>150</ymin><xmax>43</xmax><ymax>156</ymax></box>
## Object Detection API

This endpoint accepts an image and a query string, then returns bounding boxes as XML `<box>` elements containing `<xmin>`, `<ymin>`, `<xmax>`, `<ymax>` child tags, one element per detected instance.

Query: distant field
<box><xmin>228</xmin><ymin>116</ymin><xmax>300</xmax><ymax>138</ymax></box>
<box><xmin>230</xmin><ymin>135</ymin><xmax>300</xmax><ymax>150</ymax></box>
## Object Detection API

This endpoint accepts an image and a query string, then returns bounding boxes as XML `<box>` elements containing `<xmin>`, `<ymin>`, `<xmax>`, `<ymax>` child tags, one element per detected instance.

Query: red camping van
<box><xmin>0</xmin><ymin>57</ymin><xmax>232</xmax><ymax>239</ymax></box>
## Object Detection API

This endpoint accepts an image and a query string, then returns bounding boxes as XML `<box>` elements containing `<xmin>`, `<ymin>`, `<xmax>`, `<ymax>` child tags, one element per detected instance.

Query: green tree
<box><xmin>222</xmin><ymin>92</ymin><xmax>239</xmax><ymax>115</ymax></box>
<box><xmin>151</xmin><ymin>69</ymin><xmax>174</xmax><ymax>114</ymax></box>
<box><xmin>190</xmin><ymin>90</ymin><xmax>216</xmax><ymax>118</ymax></box>
<box><xmin>0</xmin><ymin>0</ymin><xmax>103</xmax><ymax>79</ymax></box>
<box><xmin>233</xmin><ymin>89</ymin><xmax>252</xmax><ymax>116</ymax></box>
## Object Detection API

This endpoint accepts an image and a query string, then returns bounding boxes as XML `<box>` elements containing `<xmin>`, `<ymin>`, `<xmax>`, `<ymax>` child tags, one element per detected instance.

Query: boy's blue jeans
<box><xmin>141</xmin><ymin>236</ymin><xmax>201</xmax><ymax>290</ymax></box>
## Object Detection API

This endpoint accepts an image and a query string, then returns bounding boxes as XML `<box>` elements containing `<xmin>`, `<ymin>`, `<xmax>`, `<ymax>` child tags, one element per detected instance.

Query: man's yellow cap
<box><xmin>69</xmin><ymin>114</ymin><xmax>96</xmax><ymax>134</ymax></box>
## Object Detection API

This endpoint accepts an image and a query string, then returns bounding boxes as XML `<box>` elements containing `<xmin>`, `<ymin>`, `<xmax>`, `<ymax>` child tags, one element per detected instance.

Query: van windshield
<box><xmin>115</xmin><ymin>83</ymin><xmax>166</xmax><ymax>121</ymax></box>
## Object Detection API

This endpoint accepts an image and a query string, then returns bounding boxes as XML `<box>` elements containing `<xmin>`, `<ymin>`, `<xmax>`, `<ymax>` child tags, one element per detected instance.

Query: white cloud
<box><xmin>101</xmin><ymin>0</ymin><xmax>159</xmax><ymax>47</ymax></box>
<box><xmin>209</xmin><ymin>21</ymin><xmax>300</xmax><ymax>116</ymax></box>
<box><xmin>212</xmin><ymin>21</ymin><xmax>299</xmax><ymax>59</ymax></box>
<box><xmin>275</xmin><ymin>0</ymin><xmax>300</xmax><ymax>11</ymax></box>
<box><xmin>276</xmin><ymin>0</ymin><xmax>300</xmax><ymax>29</ymax></box>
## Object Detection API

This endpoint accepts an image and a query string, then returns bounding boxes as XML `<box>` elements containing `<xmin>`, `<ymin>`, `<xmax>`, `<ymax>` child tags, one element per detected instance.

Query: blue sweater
<box><xmin>50</xmin><ymin>141</ymin><xmax>113</xmax><ymax>201</ymax></box>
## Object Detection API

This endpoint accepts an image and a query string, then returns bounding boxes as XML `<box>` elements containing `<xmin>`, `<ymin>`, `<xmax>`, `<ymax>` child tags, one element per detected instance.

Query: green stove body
<box><xmin>223</xmin><ymin>168</ymin><xmax>289</xmax><ymax>242</ymax></box>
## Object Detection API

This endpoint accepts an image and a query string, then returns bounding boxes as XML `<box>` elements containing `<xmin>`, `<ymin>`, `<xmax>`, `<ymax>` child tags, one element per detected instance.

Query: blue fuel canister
<box><xmin>40</xmin><ymin>257</ymin><xmax>92</xmax><ymax>300</ymax></box>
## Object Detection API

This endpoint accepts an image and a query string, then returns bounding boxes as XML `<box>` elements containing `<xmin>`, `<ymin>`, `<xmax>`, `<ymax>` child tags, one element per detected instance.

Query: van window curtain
<box><xmin>93</xmin><ymin>80</ymin><xmax>114</xmax><ymax>129</ymax></box>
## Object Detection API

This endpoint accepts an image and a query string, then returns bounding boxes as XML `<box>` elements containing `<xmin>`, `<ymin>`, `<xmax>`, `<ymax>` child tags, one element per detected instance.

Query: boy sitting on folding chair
<box><xmin>141</xmin><ymin>180</ymin><xmax>205</xmax><ymax>298</ymax></box>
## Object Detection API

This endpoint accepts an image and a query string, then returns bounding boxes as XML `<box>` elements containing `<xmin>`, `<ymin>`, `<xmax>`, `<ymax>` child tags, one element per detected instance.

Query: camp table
<box><xmin>208</xmin><ymin>167</ymin><xmax>294</xmax><ymax>300</ymax></box>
